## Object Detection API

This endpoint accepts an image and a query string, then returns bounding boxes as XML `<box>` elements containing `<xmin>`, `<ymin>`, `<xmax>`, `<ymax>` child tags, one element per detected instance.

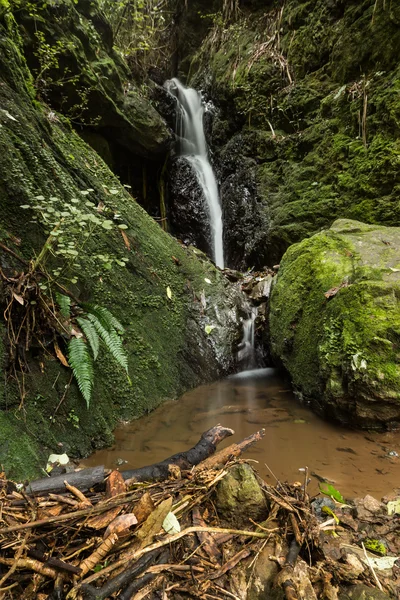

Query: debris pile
<box><xmin>0</xmin><ymin>426</ymin><xmax>399</xmax><ymax>599</ymax></box>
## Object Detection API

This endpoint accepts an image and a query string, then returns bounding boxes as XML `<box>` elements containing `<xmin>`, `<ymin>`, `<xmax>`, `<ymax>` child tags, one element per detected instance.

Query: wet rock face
<box><xmin>168</xmin><ymin>156</ymin><xmax>212</xmax><ymax>255</ymax></box>
<box><xmin>189</xmin><ymin>0</ymin><xmax>400</xmax><ymax>267</ymax></box>
<box><xmin>217</xmin><ymin>134</ymin><xmax>270</xmax><ymax>270</ymax></box>
<box><xmin>269</xmin><ymin>219</ymin><xmax>400</xmax><ymax>429</ymax></box>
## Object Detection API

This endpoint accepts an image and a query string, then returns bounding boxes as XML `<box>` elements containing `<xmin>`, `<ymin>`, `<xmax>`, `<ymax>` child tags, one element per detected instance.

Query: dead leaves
<box><xmin>104</xmin><ymin>514</ymin><xmax>138</xmax><ymax>540</ymax></box>
<box><xmin>324</xmin><ymin>282</ymin><xmax>349</xmax><ymax>299</ymax></box>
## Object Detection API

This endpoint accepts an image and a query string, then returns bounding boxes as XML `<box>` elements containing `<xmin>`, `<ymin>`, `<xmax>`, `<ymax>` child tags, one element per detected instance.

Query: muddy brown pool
<box><xmin>83</xmin><ymin>369</ymin><xmax>400</xmax><ymax>498</ymax></box>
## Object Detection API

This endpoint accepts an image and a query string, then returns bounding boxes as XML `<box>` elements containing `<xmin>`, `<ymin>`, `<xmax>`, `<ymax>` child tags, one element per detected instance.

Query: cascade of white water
<box><xmin>238</xmin><ymin>304</ymin><xmax>258</xmax><ymax>368</ymax></box>
<box><xmin>165</xmin><ymin>78</ymin><xmax>224</xmax><ymax>269</ymax></box>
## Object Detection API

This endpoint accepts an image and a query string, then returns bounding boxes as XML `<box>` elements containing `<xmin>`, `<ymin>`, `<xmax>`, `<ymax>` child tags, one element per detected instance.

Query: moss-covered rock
<box><xmin>13</xmin><ymin>0</ymin><xmax>170</xmax><ymax>158</ymax></box>
<box><xmin>269</xmin><ymin>219</ymin><xmax>400</xmax><ymax>428</ymax></box>
<box><xmin>215</xmin><ymin>463</ymin><xmax>268</xmax><ymax>526</ymax></box>
<box><xmin>190</xmin><ymin>0</ymin><xmax>400</xmax><ymax>267</ymax></box>
<box><xmin>0</xmin><ymin>11</ymin><xmax>245</xmax><ymax>481</ymax></box>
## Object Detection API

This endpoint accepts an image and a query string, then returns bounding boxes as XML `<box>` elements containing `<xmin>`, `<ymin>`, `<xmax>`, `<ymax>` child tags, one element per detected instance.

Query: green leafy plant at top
<box><xmin>65</xmin><ymin>301</ymin><xmax>130</xmax><ymax>407</ymax></box>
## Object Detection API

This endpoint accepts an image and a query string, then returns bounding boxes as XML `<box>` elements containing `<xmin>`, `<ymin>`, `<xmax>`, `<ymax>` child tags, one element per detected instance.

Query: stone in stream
<box><xmin>215</xmin><ymin>463</ymin><xmax>268</xmax><ymax>526</ymax></box>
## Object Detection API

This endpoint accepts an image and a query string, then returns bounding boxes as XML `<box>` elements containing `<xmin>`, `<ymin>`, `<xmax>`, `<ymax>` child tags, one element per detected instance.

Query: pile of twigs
<box><xmin>0</xmin><ymin>426</ymin><xmax>398</xmax><ymax>599</ymax></box>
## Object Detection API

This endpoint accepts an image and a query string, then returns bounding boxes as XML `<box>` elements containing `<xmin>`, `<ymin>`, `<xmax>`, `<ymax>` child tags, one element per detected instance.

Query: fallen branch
<box><xmin>193</xmin><ymin>428</ymin><xmax>265</xmax><ymax>472</ymax></box>
<box><xmin>122</xmin><ymin>424</ymin><xmax>234</xmax><ymax>483</ymax></box>
<box><xmin>26</xmin><ymin>466</ymin><xmax>105</xmax><ymax>496</ymax></box>
<box><xmin>78</xmin><ymin>526</ymin><xmax>272</xmax><ymax>588</ymax></box>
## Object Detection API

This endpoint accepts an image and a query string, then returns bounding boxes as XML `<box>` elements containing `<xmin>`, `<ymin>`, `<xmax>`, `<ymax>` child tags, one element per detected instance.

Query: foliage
<box><xmin>319</xmin><ymin>483</ymin><xmax>345</xmax><ymax>504</ymax></box>
<box><xmin>68</xmin><ymin>336</ymin><xmax>94</xmax><ymax>407</ymax></box>
<box><xmin>99</xmin><ymin>0</ymin><xmax>176</xmax><ymax>75</ymax></box>
<box><xmin>4</xmin><ymin>189</ymin><xmax>132</xmax><ymax>407</ymax></box>
<box><xmin>20</xmin><ymin>188</ymin><xmax>129</xmax><ymax>287</ymax></box>
<box><xmin>66</xmin><ymin>303</ymin><xmax>130</xmax><ymax>407</ymax></box>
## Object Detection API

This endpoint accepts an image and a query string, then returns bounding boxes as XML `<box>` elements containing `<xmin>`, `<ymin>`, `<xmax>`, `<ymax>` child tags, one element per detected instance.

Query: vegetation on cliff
<box><xmin>0</xmin><ymin>2</ymin><xmax>244</xmax><ymax>480</ymax></box>
<box><xmin>190</xmin><ymin>0</ymin><xmax>400</xmax><ymax>267</ymax></box>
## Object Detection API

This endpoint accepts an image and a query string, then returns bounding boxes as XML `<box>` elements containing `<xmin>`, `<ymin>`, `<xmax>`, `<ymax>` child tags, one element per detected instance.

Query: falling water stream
<box><xmin>165</xmin><ymin>78</ymin><xmax>224</xmax><ymax>268</ymax></box>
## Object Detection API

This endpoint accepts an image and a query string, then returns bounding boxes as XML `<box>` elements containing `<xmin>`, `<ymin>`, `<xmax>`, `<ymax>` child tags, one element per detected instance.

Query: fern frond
<box><xmin>77</xmin><ymin>317</ymin><xmax>100</xmax><ymax>360</ymax></box>
<box><xmin>68</xmin><ymin>337</ymin><xmax>94</xmax><ymax>407</ymax></box>
<box><xmin>56</xmin><ymin>293</ymin><xmax>71</xmax><ymax>318</ymax></box>
<box><xmin>83</xmin><ymin>303</ymin><xmax>124</xmax><ymax>334</ymax></box>
<box><xmin>88</xmin><ymin>314</ymin><xmax>129</xmax><ymax>373</ymax></box>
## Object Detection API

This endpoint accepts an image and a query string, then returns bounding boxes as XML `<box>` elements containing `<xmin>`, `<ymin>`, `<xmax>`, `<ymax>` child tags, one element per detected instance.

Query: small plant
<box><xmin>0</xmin><ymin>185</ymin><xmax>131</xmax><ymax>409</ymax></box>
<box><xmin>67</xmin><ymin>409</ymin><xmax>80</xmax><ymax>429</ymax></box>
<box><xmin>67</xmin><ymin>301</ymin><xmax>130</xmax><ymax>407</ymax></box>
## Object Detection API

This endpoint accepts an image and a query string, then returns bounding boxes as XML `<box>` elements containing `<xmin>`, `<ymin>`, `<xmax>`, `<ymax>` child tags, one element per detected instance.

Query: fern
<box><xmin>56</xmin><ymin>293</ymin><xmax>71</xmax><ymax>318</ymax></box>
<box><xmin>83</xmin><ymin>303</ymin><xmax>124</xmax><ymax>334</ymax></box>
<box><xmin>77</xmin><ymin>317</ymin><xmax>100</xmax><ymax>360</ymax></box>
<box><xmin>87</xmin><ymin>313</ymin><xmax>129</xmax><ymax>373</ymax></box>
<box><xmin>68</xmin><ymin>337</ymin><xmax>94</xmax><ymax>408</ymax></box>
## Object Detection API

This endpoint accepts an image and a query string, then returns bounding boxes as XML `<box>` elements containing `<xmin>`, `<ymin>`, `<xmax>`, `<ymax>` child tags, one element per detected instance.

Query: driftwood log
<box><xmin>26</xmin><ymin>465</ymin><xmax>105</xmax><ymax>496</ymax></box>
<box><xmin>122</xmin><ymin>424</ymin><xmax>235</xmax><ymax>483</ymax></box>
<box><xmin>26</xmin><ymin>425</ymin><xmax>235</xmax><ymax>495</ymax></box>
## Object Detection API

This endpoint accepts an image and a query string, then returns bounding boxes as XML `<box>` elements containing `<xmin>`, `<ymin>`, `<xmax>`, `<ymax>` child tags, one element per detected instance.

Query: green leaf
<box><xmin>83</xmin><ymin>304</ymin><xmax>124</xmax><ymax>334</ymax></box>
<box><xmin>87</xmin><ymin>314</ymin><xmax>128</xmax><ymax>373</ymax></box>
<box><xmin>101</xmin><ymin>220</ymin><xmax>114</xmax><ymax>230</ymax></box>
<box><xmin>68</xmin><ymin>337</ymin><xmax>94</xmax><ymax>407</ymax></box>
<box><xmin>319</xmin><ymin>483</ymin><xmax>345</xmax><ymax>504</ymax></box>
<box><xmin>118</xmin><ymin>224</ymin><xmax>128</xmax><ymax>229</ymax></box>
<box><xmin>321</xmin><ymin>505</ymin><xmax>340</xmax><ymax>524</ymax></box>
<box><xmin>77</xmin><ymin>317</ymin><xmax>100</xmax><ymax>360</ymax></box>
<box><xmin>364</xmin><ymin>539</ymin><xmax>387</xmax><ymax>556</ymax></box>
<box><xmin>56</xmin><ymin>293</ymin><xmax>71</xmax><ymax>318</ymax></box>
<box><xmin>205</xmin><ymin>324</ymin><xmax>216</xmax><ymax>335</ymax></box>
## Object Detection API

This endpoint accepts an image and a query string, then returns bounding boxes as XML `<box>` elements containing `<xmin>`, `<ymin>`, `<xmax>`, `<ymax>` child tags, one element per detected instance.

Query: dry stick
<box><xmin>80</xmin><ymin>548</ymin><xmax>163</xmax><ymax>600</ymax></box>
<box><xmin>0</xmin><ymin>557</ymin><xmax>58</xmax><ymax>579</ymax></box>
<box><xmin>361</xmin><ymin>541</ymin><xmax>383</xmax><ymax>592</ymax></box>
<box><xmin>0</xmin><ymin>492</ymin><xmax>138</xmax><ymax>534</ymax></box>
<box><xmin>0</xmin><ymin>530</ymin><xmax>29</xmax><ymax>588</ymax></box>
<box><xmin>77</xmin><ymin>526</ymin><xmax>272</xmax><ymax>588</ymax></box>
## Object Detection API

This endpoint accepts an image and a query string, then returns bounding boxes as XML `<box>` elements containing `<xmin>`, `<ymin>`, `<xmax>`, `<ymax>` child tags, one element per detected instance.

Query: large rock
<box><xmin>269</xmin><ymin>219</ymin><xmax>400</xmax><ymax>428</ymax></box>
<box><xmin>14</xmin><ymin>0</ymin><xmax>170</xmax><ymax>158</ymax></box>
<box><xmin>0</xmin><ymin>13</ymin><xmax>244</xmax><ymax>480</ymax></box>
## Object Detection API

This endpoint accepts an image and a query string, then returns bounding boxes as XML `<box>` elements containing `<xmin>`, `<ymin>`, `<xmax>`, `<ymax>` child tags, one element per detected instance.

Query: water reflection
<box><xmin>83</xmin><ymin>369</ymin><xmax>400</xmax><ymax>498</ymax></box>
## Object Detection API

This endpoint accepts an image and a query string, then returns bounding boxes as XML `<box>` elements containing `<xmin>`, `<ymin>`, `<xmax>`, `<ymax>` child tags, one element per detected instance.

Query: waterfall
<box><xmin>238</xmin><ymin>304</ymin><xmax>258</xmax><ymax>369</ymax></box>
<box><xmin>165</xmin><ymin>78</ymin><xmax>224</xmax><ymax>269</ymax></box>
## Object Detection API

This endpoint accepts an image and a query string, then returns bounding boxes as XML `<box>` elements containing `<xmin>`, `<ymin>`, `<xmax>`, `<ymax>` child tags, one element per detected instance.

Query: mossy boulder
<box><xmin>339</xmin><ymin>584</ymin><xmax>392</xmax><ymax>600</ymax></box>
<box><xmin>0</xmin><ymin>12</ymin><xmax>244</xmax><ymax>481</ymax></box>
<box><xmin>215</xmin><ymin>463</ymin><xmax>268</xmax><ymax>526</ymax></box>
<box><xmin>269</xmin><ymin>219</ymin><xmax>400</xmax><ymax>428</ymax></box>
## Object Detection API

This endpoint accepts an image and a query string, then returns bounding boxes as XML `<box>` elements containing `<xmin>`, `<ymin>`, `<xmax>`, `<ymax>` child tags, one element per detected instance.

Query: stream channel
<box><xmin>85</xmin><ymin>81</ymin><xmax>399</xmax><ymax>501</ymax></box>
<box><xmin>83</xmin><ymin>368</ymin><xmax>400</xmax><ymax>499</ymax></box>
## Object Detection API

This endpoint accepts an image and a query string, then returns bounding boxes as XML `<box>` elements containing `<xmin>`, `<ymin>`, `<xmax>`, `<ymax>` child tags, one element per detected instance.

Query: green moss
<box><xmin>0</xmin><ymin>10</ymin><xmax>241</xmax><ymax>480</ymax></box>
<box><xmin>270</xmin><ymin>219</ymin><xmax>400</xmax><ymax>427</ymax></box>
<box><xmin>191</xmin><ymin>0</ymin><xmax>400</xmax><ymax>265</ymax></box>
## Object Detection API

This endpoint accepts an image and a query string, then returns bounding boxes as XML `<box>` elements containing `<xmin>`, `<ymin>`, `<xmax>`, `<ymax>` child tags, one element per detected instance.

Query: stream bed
<box><xmin>83</xmin><ymin>369</ymin><xmax>400</xmax><ymax>498</ymax></box>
